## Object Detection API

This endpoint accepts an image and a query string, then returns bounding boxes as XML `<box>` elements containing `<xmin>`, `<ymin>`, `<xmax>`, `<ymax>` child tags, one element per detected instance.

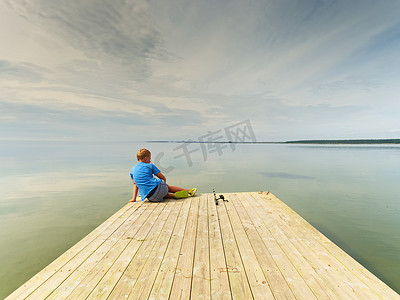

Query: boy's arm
<box><xmin>155</xmin><ymin>172</ymin><xmax>166</xmax><ymax>182</ymax></box>
<box><xmin>129</xmin><ymin>179</ymin><xmax>138</xmax><ymax>202</ymax></box>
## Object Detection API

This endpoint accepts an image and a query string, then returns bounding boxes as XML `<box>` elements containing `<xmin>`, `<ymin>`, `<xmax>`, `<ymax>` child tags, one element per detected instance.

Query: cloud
<box><xmin>146</xmin><ymin>0</ymin><xmax>400</xmax><ymax>106</ymax></box>
<box><xmin>1</xmin><ymin>0</ymin><xmax>400</xmax><ymax>141</ymax></box>
<box><xmin>5</xmin><ymin>0</ymin><xmax>167</xmax><ymax>82</ymax></box>
<box><xmin>0</xmin><ymin>60</ymin><xmax>48</xmax><ymax>82</ymax></box>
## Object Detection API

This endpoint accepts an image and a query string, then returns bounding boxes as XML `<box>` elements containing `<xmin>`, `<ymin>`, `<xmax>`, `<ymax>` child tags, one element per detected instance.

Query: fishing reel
<box><xmin>213</xmin><ymin>188</ymin><xmax>228</xmax><ymax>205</ymax></box>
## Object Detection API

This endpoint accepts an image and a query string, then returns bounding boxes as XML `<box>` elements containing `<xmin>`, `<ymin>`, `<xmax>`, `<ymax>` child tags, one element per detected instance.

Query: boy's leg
<box><xmin>167</xmin><ymin>185</ymin><xmax>189</xmax><ymax>193</ymax></box>
<box><xmin>165</xmin><ymin>184</ymin><xmax>197</xmax><ymax>198</ymax></box>
<box><xmin>164</xmin><ymin>192</ymin><xmax>175</xmax><ymax>199</ymax></box>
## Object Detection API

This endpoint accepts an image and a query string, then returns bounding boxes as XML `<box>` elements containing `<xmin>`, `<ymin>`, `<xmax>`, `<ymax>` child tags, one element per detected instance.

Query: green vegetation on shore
<box><xmin>284</xmin><ymin>139</ymin><xmax>400</xmax><ymax>144</ymax></box>
<box><xmin>148</xmin><ymin>139</ymin><xmax>400</xmax><ymax>144</ymax></box>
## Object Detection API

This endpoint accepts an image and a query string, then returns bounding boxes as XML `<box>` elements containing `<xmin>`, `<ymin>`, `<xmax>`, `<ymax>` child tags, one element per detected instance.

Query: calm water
<box><xmin>1</xmin><ymin>141</ymin><xmax>399</xmax><ymax>298</ymax></box>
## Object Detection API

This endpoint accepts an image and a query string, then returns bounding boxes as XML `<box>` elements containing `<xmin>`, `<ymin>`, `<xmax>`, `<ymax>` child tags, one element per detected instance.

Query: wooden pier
<box><xmin>7</xmin><ymin>192</ymin><xmax>399</xmax><ymax>299</ymax></box>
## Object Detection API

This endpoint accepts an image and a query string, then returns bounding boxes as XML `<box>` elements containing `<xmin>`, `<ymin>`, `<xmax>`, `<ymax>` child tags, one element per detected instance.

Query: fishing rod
<box><xmin>213</xmin><ymin>188</ymin><xmax>228</xmax><ymax>205</ymax></box>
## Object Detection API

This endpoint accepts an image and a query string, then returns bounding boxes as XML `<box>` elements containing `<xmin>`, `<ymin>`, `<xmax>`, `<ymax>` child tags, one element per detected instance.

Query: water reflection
<box><xmin>1</xmin><ymin>141</ymin><xmax>399</xmax><ymax>298</ymax></box>
<box><xmin>259</xmin><ymin>171</ymin><xmax>314</xmax><ymax>180</ymax></box>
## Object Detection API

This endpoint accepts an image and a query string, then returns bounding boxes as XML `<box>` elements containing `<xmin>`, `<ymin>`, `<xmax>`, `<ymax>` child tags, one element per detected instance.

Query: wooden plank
<box><xmin>251</xmin><ymin>193</ymin><xmax>343</xmax><ymax>296</ymax></box>
<box><xmin>128</xmin><ymin>200</ymin><xmax>184</xmax><ymax>300</ymax></box>
<box><xmin>25</xmin><ymin>202</ymin><xmax>146</xmax><ymax>299</ymax></box>
<box><xmin>244</xmin><ymin>192</ymin><xmax>332</xmax><ymax>299</ymax></box>
<box><xmin>208</xmin><ymin>194</ymin><xmax>232</xmax><ymax>300</ymax></box>
<box><xmin>222</xmin><ymin>196</ymin><xmax>274</xmax><ymax>299</ymax></box>
<box><xmin>254</xmin><ymin>192</ymin><xmax>382</xmax><ymax>299</ymax></box>
<box><xmin>261</xmin><ymin>192</ymin><xmax>400</xmax><ymax>299</ymax></box>
<box><xmin>149</xmin><ymin>198</ymin><xmax>193</xmax><ymax>300</ymax></box>
<box><xmin>169</xmin><ymin>195</ymin><xmax>200</xmax><ymax>299</ymax></box>
<box><xmin>58</xmin><ymin>201</ymin><xmax>153</xmax><ymax>299</ymax></box>
<box><xmin>107</xmin><ymin>201</ymin><xmax>173</xmax><ymax>299</ymax></box>
<box><xmin>85</xmin><ymin>202</ymin><xmax>165</xmax><ymax>299</ymax></box>
<box><xmin>6</xmin><ymin>202</ymin><xmax>141</xmax><ymax>300</ymax></box>
<box><xmin>217</xmin><ymin>195</ymin><xmax>253</xmax><ymax>299</ymax></box>
<box><xmin>45</xmin><ymin>201</ymin><xmax>151</xmax><ymax>299</ymax></box>
<box><xmin>253</xmin><ymin>192</ymin><xmax>358</xmax><ymax>299</ymax></box>
<box><xmin>315</xmin><ymin>233</ymin><xmax>400</xmax><ymax>299</ymax></box>
<box><xmin>191</xmin><ymin>194</ymin><xmax>211</xmax><ymax>299</ymax></box>
<box><xmin>230</xmin><ymin>193</ymin><xmax>309</xmax><ymax>299</ymax></box>
<box><xmin>7</xmin><ymin>192</ymin><xmax>399</xmax><ymax>300</ymax></box>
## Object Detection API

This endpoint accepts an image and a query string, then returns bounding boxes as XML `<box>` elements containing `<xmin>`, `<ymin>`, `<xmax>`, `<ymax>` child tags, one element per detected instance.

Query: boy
<box><xmin>129</xmin><ymin>148</ymin><xmax>196</xmax><ymax>202</ymax></box>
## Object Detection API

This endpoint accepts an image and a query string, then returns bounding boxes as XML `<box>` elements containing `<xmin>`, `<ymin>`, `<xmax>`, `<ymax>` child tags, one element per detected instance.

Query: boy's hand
<box><xmin>155</xmin><ymin>172</ymin><xmax>166</xmax><ymax>182</ymax></box>
<box><xmin>129</xmin><ymin>198</ymin><xmax>136</xmax><ymax>203</ymax></box>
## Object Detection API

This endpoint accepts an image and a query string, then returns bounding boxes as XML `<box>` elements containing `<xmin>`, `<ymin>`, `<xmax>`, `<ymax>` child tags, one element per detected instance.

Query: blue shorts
<box><xmin>147</xmin><ymin>180</ymin><xmax>168</xmax><ymax>202</ymax></box>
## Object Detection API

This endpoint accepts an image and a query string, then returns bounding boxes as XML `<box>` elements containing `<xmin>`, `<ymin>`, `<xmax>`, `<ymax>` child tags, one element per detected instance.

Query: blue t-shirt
<box><xmin>130</xmin><ymin>162</ymin><xmax>161</xmax><ymax>199</ymax></box>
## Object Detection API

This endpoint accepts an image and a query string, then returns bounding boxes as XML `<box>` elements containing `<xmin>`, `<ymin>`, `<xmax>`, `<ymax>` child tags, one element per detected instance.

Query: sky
<box><xmin>1</xmin><ymin>0</ymin><xmax>400</xmax><ymax>142</ymax></box>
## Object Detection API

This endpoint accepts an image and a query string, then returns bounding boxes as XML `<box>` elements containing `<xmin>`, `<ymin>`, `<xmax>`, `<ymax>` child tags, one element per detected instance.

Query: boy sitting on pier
<box><xmin>129</xmin><ymin>148</ymin><xmax>196</xmax><ymax>202</ymax></box>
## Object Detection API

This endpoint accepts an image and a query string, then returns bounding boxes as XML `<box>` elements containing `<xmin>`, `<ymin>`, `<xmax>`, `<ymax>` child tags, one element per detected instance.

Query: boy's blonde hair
<box><xmin>137</xmin><ymin>148</ymin><xmax>151</xmax><ymax>161</ymax></box>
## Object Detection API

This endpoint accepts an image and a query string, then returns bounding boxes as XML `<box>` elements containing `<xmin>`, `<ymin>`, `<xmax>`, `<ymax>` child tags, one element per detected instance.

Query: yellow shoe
<box><xmin>174</xmin><ymin>190</ymin><xmax>189</xmax><ymax>199</ymax></box>
<box><xmin>189</xmin><ymin>188</ymin><xmax>197</xmax><ymax>196</ymax></box>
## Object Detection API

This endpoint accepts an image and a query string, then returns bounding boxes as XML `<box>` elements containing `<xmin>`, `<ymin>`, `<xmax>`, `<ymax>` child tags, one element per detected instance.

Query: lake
<box><xmin>1</xmin><ymin>140</ymin><xmax>399</xmax><ymax>298</ymax></box>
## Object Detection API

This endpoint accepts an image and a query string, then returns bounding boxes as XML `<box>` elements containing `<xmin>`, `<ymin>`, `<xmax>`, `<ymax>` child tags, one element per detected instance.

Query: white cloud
<box><xmin>1</xmin><ymin>0</ymin><xmax>400</xmax><ymax>141</ymax></box>
<box><xmin>4</xmin><ymin>0</ymin><xmax>167</xmax><ymax>81</ymax></box>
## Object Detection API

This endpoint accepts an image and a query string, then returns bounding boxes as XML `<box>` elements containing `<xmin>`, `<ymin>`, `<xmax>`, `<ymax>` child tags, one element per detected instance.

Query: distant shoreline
<box><xmin>148</xmin><ymin>139</ymin><xmax>400</xmax><ymax>144</ymax></box>
<box><xmin>284</xmin><ymin>139</ymin><xmax>400</xmax><ymax>144</ymax></box>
